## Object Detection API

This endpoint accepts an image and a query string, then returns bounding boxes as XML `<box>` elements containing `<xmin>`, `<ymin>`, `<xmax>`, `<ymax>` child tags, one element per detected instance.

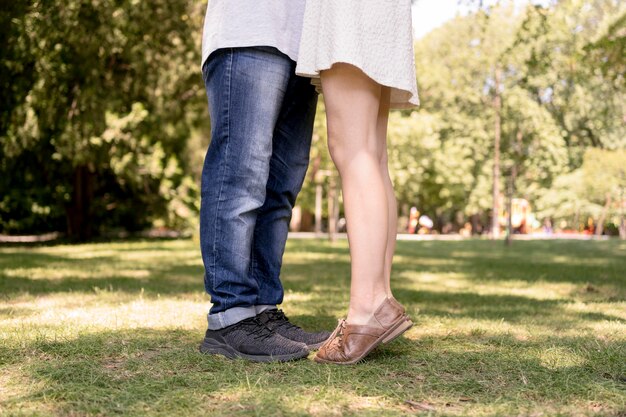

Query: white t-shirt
<box><xmin>201</xmin><ymin>0</ymin><xmax>306</xmax><ymax>68</ymax></box>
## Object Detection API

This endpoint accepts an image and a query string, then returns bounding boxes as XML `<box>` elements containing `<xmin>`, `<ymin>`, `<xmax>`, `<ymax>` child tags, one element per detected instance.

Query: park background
<box><xmin>1</xmin><ymin>1</ymin><xmax>625</xmax><ymax>416</ymax></box>
<box><xmin>1</xmin><ymin>0</ymin><xmax>625</xmax><ymax>241</ymax></box>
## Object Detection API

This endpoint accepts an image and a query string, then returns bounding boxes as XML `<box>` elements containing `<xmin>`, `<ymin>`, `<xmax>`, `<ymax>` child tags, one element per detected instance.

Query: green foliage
<box><xmin>1</xmin><ymin>0</ymin><xmax>624</xmax><ymax>237</ymax></box>
<box><xmin>586</xmin><ymin>9</ymin><xmax>626</xmax><ymax>83</ymax></box>
<box><xmin>0</xmin><ymin>0</ymin><xmax>207</xmax><ymax>238</ymax></box>
<box><xmin>297</xmin><ymin>99</ymin><xmax>335</xmax><ymax>216</ymax></box>
<box><xmin>582</xmin><ymin>148</ymin><xmax>626</xmax><ymax>202</ymax></box>
<box><xmin>359</xmin><ymin>0</ymin><xmax>625</xmax><ymax>232</ymax></box>
<box><xmin>516</xmin><ymin>1</ymin><xmax>626</xmax><ymax>153</ymax></box>
<box><xmin>514</xmin><ymin>148</ymin><xmax>626</xmax><ymax>233</ymax></box>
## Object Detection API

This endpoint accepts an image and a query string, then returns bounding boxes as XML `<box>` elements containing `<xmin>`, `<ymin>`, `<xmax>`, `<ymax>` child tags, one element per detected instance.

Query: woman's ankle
<box><xmin>346</xmin><ymin>293</ymin><xmax>389</xmax><ymax>326</ymax></box>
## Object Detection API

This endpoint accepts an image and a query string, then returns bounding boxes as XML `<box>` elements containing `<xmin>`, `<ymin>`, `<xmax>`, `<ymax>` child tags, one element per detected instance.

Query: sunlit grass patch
<box><xmin>538</xmin><ymin>345</ymin><xmax>588</xmax><ymax>369</ymax></box>
<box><xmin>0</xmin><ymin>238</ymin><xmax>624</xmax><ymax>416</ymax></box>
<box><xmin>3</xmin><ymin>267</ymin><xmax>153</xmax><ymax>281</ymax></box>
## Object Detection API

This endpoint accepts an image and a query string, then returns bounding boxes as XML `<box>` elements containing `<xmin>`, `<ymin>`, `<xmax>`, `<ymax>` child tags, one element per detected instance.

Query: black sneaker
<box><xmin>258</xmin><ymin>309</ymin><xmax>331</xmax><ymax>350</ymax></box>
<box><xmin>199</xmin><ymin>316</ymin><xmax>309</xmax><ymax>362</ymax></box>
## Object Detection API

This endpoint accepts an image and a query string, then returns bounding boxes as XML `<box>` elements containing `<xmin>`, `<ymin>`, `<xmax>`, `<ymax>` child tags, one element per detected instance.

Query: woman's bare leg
<box><xmin>321</xmin><ymin>64</ymin><xmax>389</xmax><ymax>325</ymax></box>
<box><xmin>376</xmin><ymin>87</ymin><xmax>396</xmax><ymax>297</ymax></box>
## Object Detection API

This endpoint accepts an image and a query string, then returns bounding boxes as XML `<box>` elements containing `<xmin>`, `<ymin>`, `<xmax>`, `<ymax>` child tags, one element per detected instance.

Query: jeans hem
<box><xmin>207</xmin><ymin>306</ymin><xmax>257</xmax><ymax>330</ymax></box>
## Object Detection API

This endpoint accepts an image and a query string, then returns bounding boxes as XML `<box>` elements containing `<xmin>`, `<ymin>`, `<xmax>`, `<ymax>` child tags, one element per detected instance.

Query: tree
<box><xmin>536</xmin><ymin>149</ymin><xmax>626</xmax><ymax>237</ymax></box>
<box><xmin>0</xmin><ymin>0</ymin><xmax>208</xmax><ymax>239</ymax></box>
<box><xmin>376</xmin><ymin>0</ymin><xmax>622</xmax><ymax>235</ymax></box>
<box><xmin>581</xmin><ymin>149</ymin><xmax>626</xmax><ymax>236</ymax></box>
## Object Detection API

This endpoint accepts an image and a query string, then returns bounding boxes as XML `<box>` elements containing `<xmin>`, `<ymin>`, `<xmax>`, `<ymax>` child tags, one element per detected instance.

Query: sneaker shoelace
<box><xmin>265</xmin><ymin>310</ymin><xmax>302</xmax><ymax>332</ymax></box>
<box><xmin>225</xmin><ymin>317</ymin><xmax>274</xmax><ymax>341</ymax></box>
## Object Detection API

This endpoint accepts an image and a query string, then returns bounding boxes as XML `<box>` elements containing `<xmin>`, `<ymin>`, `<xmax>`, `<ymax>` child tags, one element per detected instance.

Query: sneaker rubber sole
<box><xmin>199</xmin><ymin>338</ymin><xmax>309</xmax><ymax>363</ymax></box>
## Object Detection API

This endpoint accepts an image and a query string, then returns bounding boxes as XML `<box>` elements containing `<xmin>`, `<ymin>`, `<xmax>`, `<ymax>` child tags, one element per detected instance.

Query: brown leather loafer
<box><xmin>314</xmin><ymin>297</ymin><xmax>412</xmax><ymax>365</ymax></box>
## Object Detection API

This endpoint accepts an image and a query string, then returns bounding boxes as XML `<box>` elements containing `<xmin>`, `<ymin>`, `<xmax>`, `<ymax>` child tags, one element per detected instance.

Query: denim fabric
<box><xmin>200</xmin><ymin>46</ymin><xmax>317</xmax><ymax>328</ymax></box>
<box><xmin>206</xmin><ymin>304</ymin><xmax>277</xmax><ymax>331</ymax></box>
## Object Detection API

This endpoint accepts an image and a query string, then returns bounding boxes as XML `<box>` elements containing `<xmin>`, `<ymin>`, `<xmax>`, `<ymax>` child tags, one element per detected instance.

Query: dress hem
<box><xmin>296</xmin><ymin>60</ymin><xmax>420</xmax><ymax>109</ymax></box>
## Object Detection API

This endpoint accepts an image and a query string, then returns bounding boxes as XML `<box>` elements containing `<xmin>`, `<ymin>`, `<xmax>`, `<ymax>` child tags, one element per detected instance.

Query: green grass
<box><xmin>1</xmin><ymin>238</ymin><xmax>625</xmax><ymax>417</ymax></box>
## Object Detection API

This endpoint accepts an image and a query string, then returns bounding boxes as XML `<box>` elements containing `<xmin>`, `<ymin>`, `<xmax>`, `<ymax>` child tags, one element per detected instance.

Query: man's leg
<box><xmin>249</xmin><ymin>72</ymin><xmax>318</xmax><ymax>307</ymax></box>
<box><xmin>247</xmin><ymin>72</ymin><xmax>331</xmax><ymax>350</ymax></box>
<box><xmin>200</xmin><ymin>47</ymin><xmax>294</xmax><ymax>328</ymax></box>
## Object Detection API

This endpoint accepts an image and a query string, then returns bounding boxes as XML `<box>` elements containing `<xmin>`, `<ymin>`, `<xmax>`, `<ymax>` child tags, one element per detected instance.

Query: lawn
<box><xmin>0</xmin><ymin>238</ymin><xmax>624</xmax><ymax>417</ymax></box>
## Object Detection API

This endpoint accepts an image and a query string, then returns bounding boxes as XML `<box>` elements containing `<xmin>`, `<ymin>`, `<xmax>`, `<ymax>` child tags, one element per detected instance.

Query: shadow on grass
<box><xmin>393</xmin><ymin>288</ymin><xmax>626</xmax><ymax>325</ymax></box>
<box><xmin>5</xmin><ymin>327</ymin><xmax>625</xmax><ymax>416</ymax></box>
<box><xmin>2</xmin><ymin>240</ymin><xmax>624</xmax><ymax>341</ymax></box>
<box><xmin>2</xmin><ymin>240</ymin><xmax>624</xmax><ymax>299</ymax></box>
<box><xmin>397</xmin><ymin>240</ymin><xmax>625</xmax><ymax>305</ymax></box>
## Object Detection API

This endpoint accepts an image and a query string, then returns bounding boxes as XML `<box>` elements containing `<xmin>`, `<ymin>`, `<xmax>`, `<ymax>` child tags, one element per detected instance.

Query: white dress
<box><xmin>296</xmin><ymin>0</ymin><xmax>420</xmax><ymax>109</ymax></box>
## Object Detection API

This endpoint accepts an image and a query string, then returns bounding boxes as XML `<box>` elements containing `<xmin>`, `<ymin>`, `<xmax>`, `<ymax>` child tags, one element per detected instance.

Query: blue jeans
<box><xmin>200</xmin><ymin>47</ymin><xmax>318</xmax><ymax>329</ymax></box>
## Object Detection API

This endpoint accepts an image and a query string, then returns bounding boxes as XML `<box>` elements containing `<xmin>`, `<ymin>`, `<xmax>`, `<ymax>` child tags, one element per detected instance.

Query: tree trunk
<box><xmin>595</xmin><ymin>193</ymin><xmax>612</xmax><ymax>237</ymax></box>
<box><xmin>314</xmin><ymin>182</ymin><xmax>323</xmax><ymax>236</ymax></box>
<box><xmin>491</xmin><ymin>66</ymin><xmax>502</xmax><ymax>239</ymax></box>
<box><xmin>470</xmin><ymin>214</ymin><xmax>480</xmax><ymax>235</ymax></box>
<box><xmin>506</xmin><ymin>130</ymin><xmax>522</xmax><ymax>246</ymax></box>
<box><xmin>505</xmin><ymin>164</ymin><xmax>516</xmax><ymax>246</ymax></box>
<box><xmin>327</xmin><ymin>175</ymin><xmax>340</xmax><ymax>242</ymax></box>
<box><xmin>65</xmin><ymin>165</ymin><xmax>95</xmax><ymax>242</ymax></box>
<box><xmin>619</xmin><ymin>188</ymin><xmax>626</xmax><ymax>239</ymax></box>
